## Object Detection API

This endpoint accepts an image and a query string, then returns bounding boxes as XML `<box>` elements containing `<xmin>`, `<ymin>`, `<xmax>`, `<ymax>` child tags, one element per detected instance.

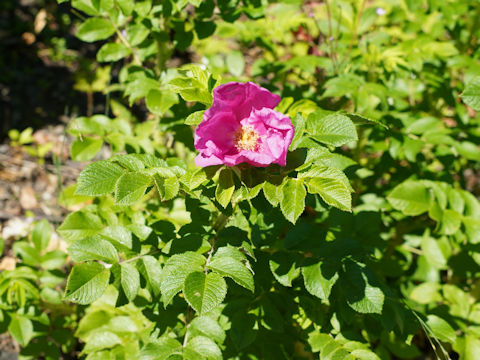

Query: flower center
<box><xmin>233</xmin><ymin>125</ymin><xmax>259</xmax><ymax>151</ymax></box>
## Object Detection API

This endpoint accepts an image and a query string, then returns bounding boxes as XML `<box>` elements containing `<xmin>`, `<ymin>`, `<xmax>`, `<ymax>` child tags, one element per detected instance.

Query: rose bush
<box><xmin>194</xmin><ymin>82</ymin><xmax>294</xmax><ymax>167</ymax></box>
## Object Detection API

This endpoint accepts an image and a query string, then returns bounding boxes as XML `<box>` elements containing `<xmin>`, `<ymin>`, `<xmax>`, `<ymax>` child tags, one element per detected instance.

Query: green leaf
<box><xmin>137</xmin><ymin>255</ymin><xmax>162</xmax><ymax>297</ymax></box>
<box><xmin>215</xmin><ymin>168</ymin><xmax>235</xmax><ymax>208</ymax></box>
<box><xmin>409</xmin><ymin>282</ymin><xmax>442</xmax><ymax>304</ymax></box>
<box><xmin>69</xmin><ymin>236</ymin><xmax>119</xmax><ymax>263</ymax></box>
<box><xmin>116</xmin><ymin>0</ymin><xmax>135</xmax><ymax>16</ymax></box>
<box><xmin>65</xmin><ymin>262</ymin><xmax>110</xmax><ymax>304</ymax></box>
<box><xmin>32</xmin><ymin>219</ymin><xmax>51</xmax><ymax>252</ymax></box>
<box><xmin>76</xmin><ymin>18</ymin><xmax>115</xmax><ymax>42</ymax></box>
<box><xmin>75</xmin><ymin>160</ymin><xmax>124</xmax><ymax>196</ymax></box>
<box><xmin>97</xmin><ymin>43</ymin><xmax>131</xmax><ymax>62</ymax></box>
<box><xmin>302</xmin><ymin>261</ymin><xmax>339</xmax><ymax>300</ymax></box>
<box><xmin>83</xmin><ymin>331</ymin><xmax>122</xmax><ymax>352</ymax></box>
<box><xmin>190</xmin><ymin>316</ymin><xmax>226</xmax><ymax>344</ymax></box>
<box><xmin>160</xmin><ymin>252</ymin><xmax>205</xmax><ymax>306</ymax></box>
<box><xmin>154</xmin><ymin>174</ymin><xmax>179</xmax><ymax>201</ymax></box>
<box><xmin>58</xmin><ymin>211</ymin><xmax>103</xmax><ymax>242</ymax></box>
<box><xmin>71</xmin><ymin>137</ymin><xmax>103</xmax><ymax>161</ymax></box>
<box><xmin>269</xmin><ymin>252</ymin><xmax>301</xmax><ymax>287</ymax></box>
<box><xmin>421</xmin><ymin>235</ymin><xmax>448</xmax><ymax>269</ymax></box>
<box><xmin>185</xmin><ymin>110</ymin><xmax>205</xmax><ymax>125</ymax></box>
<box><xmin>140</xmin><ymin>338</ymin><xmax>182</xmax><ymax>360</ymax></box>
<box><xmin>290</xmin><ymin>113</ymin><xmax>306</xmax><ymax>150</ymax></box>
<box><xmin>8</xmin><ymin>315</ymin><xmax>33</xmax><ymax>347</ymax></box>
<box><xmin>183</xmin><ymin>271</ymin><xmax>227</xmax><ymax>314</ymax></box>
<box><xmin>226</xmin><ymin>51</ymin><xmax>245</xmax><ymax>76</ymax></box>
<box><xmin>387</xmin><ymin>181</ymin><xmax>432</xmax><ymax>216</ymax></box>
<box><xmin>184</xmin><ymin>336</ymin><xmax>222</xmax><ymax>360</ymax></box>
<box><xmin>120</xmin><ymin>262</ymin><xmax>140</xmax><ymax>301</ymax></box>
<box><xmin>126</xmin><ymin>23</ymin><xmax>149</xmax><ymax>46</ymax></box>
<box><xmin>208</xmin><ymin>256</ymin><xmax>254</xmax><ymax>292</ymax></box>
<box><xmin>100</xmin><ymin>225</ymin><xmax>133</xmax><ymax>250</ymax></box>
<box><xmin>146</xmin><ymin>89</ymin><xmax>179</xmax><ymax>116</ymax></box>
<box><xmin>114</xmin><ymin>171</ymin><xmax>152</xmax><ymax>205</ymax></box>
<box><xmin>426</xmin><ymin>315</ymin><xmax>456</xmax><ymax>343</ymax></box>
<box><xmin>461</xmin><ymin>76</ymin><xmax>480</xmax><ymax>111</ymax></box>
<box><xmin>342</xmin><ymin>262</ymin><xmax>384</xmax><ymax>314</ymax></box>
<box><xmin>263</xmin><ymin>181</ymin><xmax>281</xmax><ymax>207</ymax></box>
<box><xmin>280</xmin><ymin>178</ymin><xmax>306</xmax><ymax>224</ymax></box>
<box><xmin>307</xmin><ymin>112</ymin><xmax>358</xmax><ymax>147</ymax></box>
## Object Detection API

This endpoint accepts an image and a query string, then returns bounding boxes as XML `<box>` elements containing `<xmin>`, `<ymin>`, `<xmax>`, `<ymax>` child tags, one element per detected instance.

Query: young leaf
<box><xmin>215</xmin><ymin>168</ymin><xmax>235</xmax><ymax>208</ymax></box>
<box><xmin>226</xmin><ymin>51</ymin><xmax>245</xmax><ymax>76</ymax></box>
<box><xmin>190</xmin><ymin>316</ymin><xmax>226</xmax><ymax>344</ymax></box>
<box><xmin>140</xmin><ymin>338</ymin><xmax>182</xmax><ymax>360</ymax></box>
<box><xmin>146</xmin><ymin>89</ymin><xmax>179</xmax><ymax>116</ymax></box>
<box><xmin>68</xmin><ymin>236</ymin><xmax>119</xmax><ymax>264</ymax></box>
<box><xmin>75</xmin><ymin>160</ymin><xmax>124</xmax><ymax>196</ymax></box>
<box><xmin>207</xmin><ymin>256</ymin><xmax>254</xmax><ymax>292</ymax></box>
<box><xmin>65</xmin><ymin>262</ymin><xmax>110</xmax><ymax>304</ymax></box>
<box><xmin>114</xmin><ymin>172</ymin><xmax>152</xmax><ymax>205</ymax></box>
<box><xmin>263</xmin><ymin>181</ymin><xmax>281</xmax><ymax>207</ymax></box>
<box><xmin>280</xmin><ymin>178</ymin><xmax>306</xmax><ymax>224</ymax></box>
<box><xmin>183</xmin><ymin>271</ymin><xmax>227</xmax><ymax>314</ymax></box>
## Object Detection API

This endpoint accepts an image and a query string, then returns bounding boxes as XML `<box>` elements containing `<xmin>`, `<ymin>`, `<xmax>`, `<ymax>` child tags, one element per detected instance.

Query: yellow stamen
<box><xmin>233</xmin><ymin>126</ymin><xmax>259</xmax><ymax>151</ymax></box>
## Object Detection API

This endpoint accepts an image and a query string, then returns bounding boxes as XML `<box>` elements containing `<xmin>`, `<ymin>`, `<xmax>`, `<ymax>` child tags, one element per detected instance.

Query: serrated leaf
<box><xmin>160</xmin><ymin>252</ymin><xmax>205</xmax><ymax>306</ymax></box>
<box><xmin>461</xmin><ymin>76</ymin><xmax>480</xmax><ymax>110</ymax></box>
<box><xmin>185</xmin><ymin>110</ymin><xmax>205</xmax><ymax>125</ymax></box>
<box><xmin>307</xmin><ymin>177</ymin><xmax>352</xmax><ymax>212</ymax></box>
<box><xmin>190</xmin><ymin>316</ymin><xmax>226</xmax><ymax>344</ymax></box>
<box><xmin>76</xmin><ymin>160</ymin><xmax>124</xmax><ymax>196</ymax></box>
<box><xmin>139</xmin><ymin>338</ymin><xmax>183</xmax><ymax>360</ymax></box>
<box><xmin>114</xmin><ymin>171</ymin><xmax>152</xmax><ymax>205</ymax></box>
<box><xmin>137</xmin><ymin>255</ymin><xmax>162</xmax><ymax>296</ymax></box>
<box><xmin>307</xmin><ymin>112</ymin><xmax>358</xmax><ymax>147</ymax></box>
<box><xmin>121</xmin><ymin>262</ymin><xmax>140</xmax><ymax>301</ymax></box>
<box><xmin>32</xmin><ymin>219</ymin><xmax>51</xmax><ymax>252</ymax></box>
<box><xmin>69</xmin><ymin>236</ymin><xmax>119</xmax><ymax>263</ymax></box>
<box><xmin>57</xmin><ymin>211</ymin><xmax>103</xmax><ymax>242</ymax></box>
<box><xmin>76</xmin><ymin>17</ymin><xmax>115</xmax><ymax>42</ymax></box>
<box><xmin>100</xmin><ymin>225</ymin><xmax>133</xmax><ymax>250</ymax></box>
<box><xmin>215</xmin><ymin>168</ymin><xmax>234</xmax><ymax>208</ymax></box>
<box><xmin>263</xmin><ymin>181</ymin><xmax>281</xmax><ymax>207</ymax></box>
<box><xmin>65</xmin><ymin>262</ymin><xmax>110</xmax><ymax>304</ymax></box>
<box><xmin>208</xmin><ymin>256</ymin><xmax>254</xmax><ymax>292</ymax></box>
<box><xmin>302</xmin><ymin>261</ymin><xmax>338</xmax><ymax>300</ymax></box>
<box><xmin>387</xmin><ymin>181</ymin><xmax>432</xmax><ymax>216</ymax></box>
<box><xmin>183</xmin><ymin>271</ymin><xmax>227</xmax><ymax>314</ymax></box>
<box><xmin>184</xmin><ymin>336</ymin><xmax>222</xmax><ymax>360</ymax></box>
<box><xmin>154</xmin><ymin>174</ymin><xmax>179</xmax><ymax>201</ymax></box>
<box><xmin>290</xmin><ymin>113</ymin><xmax>306</xmax><ymax>150</ymax></box>
<box><xmin>71</xmin><ymin>137</ymin><xmax>103</xmax><ymax>161</ymax></box>
<box><xmin>280</xmin><ymin>178</ymin><xmax>306</xmax><ymax>224</ymax></box>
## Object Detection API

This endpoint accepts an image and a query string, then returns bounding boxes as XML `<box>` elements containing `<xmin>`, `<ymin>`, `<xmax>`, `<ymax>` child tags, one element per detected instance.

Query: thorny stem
<box><xmin>324</xmin><ymin>0</ymin><xmax>338</xmax><ymax>72</ymax></box>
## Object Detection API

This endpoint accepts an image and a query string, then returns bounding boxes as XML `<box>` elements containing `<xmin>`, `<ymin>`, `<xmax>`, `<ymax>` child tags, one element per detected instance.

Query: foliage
<box><xmin>2</xmin><ymin>0</ymin><xmax>480</xmax><ymax>359</ymax></box>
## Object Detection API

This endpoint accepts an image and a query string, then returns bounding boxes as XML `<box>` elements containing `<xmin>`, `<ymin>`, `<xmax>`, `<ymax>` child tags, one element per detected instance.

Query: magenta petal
<box><xmin>194</xmin><ymin>82</ymin><xmax>293</xmax><ymax>168</ymax></box>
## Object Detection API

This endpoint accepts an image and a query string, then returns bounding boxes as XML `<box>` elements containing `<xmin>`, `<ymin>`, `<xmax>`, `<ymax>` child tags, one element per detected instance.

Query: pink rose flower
<box><xmin>194</xmin><ymin>82</ymin><xmax>294</xmax><ymax>167</ymax></box>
